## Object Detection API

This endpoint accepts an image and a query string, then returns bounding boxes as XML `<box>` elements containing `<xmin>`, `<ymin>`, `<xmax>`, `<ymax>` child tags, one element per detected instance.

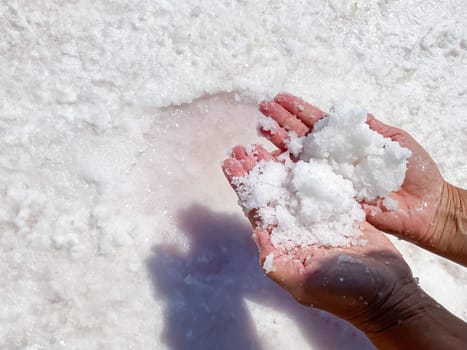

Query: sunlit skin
<box><xmin>222</xmin><ymin>93</ymin><xmax>467</xmax><ymax>348</ymax></box>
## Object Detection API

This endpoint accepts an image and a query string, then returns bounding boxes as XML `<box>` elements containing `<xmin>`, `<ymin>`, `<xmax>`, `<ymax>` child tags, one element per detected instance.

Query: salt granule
<box><xmin>285</xmin><ymin>132</ymin><xmax>304</xmax><ymax>157</ymax></box>
<box><xmin>257</xmin><ymin>115</ymin><xmax>280</xmax><ymax>133</ymax></box>
<box><xmin>263</xmin><ymin>252</ymin><xmax>276</xmax><ymax>274</ymax></box>
<box><xmin>337</xmin><ymin>254</ymin><xmax>357</xmax><ymax>264</ymax></box>
<box><xmin>383</xmin><ymin>197</ymin><xmax>399</xmax><ymax>211</ymax></box>
<box><xmin>234</xmin><ymin>103</ymin><xmax>411</xmax><ymax>251</ymax></box>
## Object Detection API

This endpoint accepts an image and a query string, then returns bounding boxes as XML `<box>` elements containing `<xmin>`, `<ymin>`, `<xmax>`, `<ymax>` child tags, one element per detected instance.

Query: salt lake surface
<box><xmin>1</xmin><ymin>1</ymin><xmax>466</xmax><ymax>349</ymax></box>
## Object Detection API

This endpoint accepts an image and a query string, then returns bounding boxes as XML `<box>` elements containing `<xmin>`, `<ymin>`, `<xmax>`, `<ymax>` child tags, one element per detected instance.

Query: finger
<box><xmin>367</xmin><ymin>114</ymin><xmax>422</xmax><ymax>156</ymax></box>
<box><xmin>363</xmin><ymin>203</ymin><xmax>403</xmax><ymax>237</ymax></box>
<box><xmin>259</xmin><ymin>101</ymin><xmax>309</xmax><ymax>136</ymax></box>
<box><xmin>250</xmin><ymin>144</ymin><xmax>275</xmax><ymax>162</ymax></box>
<box><xmin>258</xmin><ymin>126</ymin><xmax>289</xmax><ymax>151</ymax></box>
<box><xmin>271</xmin><ymin>149</ymin><xmax>282</xmax><ymax>158</ymax></box>
<box><xmin>222</xmin><ymin>158</ymin><xmax>246</xmax><ymax>189</ymax></box>
<box><xmin>274</xmin><ymin>93</ymin><xmax>327</xmax><ymax>129</ymax></box>
<box><xmin>366</xmin><ymin>114</ymin><xmax>405</xmax><ymax>139</ymax></box>
<box><xmin>231</xmin><ymin>145</ymin><xmax>256</xmax><ymax>172</ymax></box>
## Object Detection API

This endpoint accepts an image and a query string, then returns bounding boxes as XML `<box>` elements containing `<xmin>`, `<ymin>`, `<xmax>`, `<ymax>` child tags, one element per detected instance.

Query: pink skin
<box><xmin>364</xmin><ymin>116</ymin><xmax>445</xmax><ymax>246</ymax></box>
<box><xmin>222</xmin><ymin>143</ymin><xmax>414</xmax><ymax>329</ymax></box>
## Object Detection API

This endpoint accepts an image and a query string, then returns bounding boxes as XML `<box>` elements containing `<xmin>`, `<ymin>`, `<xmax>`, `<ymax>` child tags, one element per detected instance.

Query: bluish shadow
<box><xmin>146</xmin><ymin>203</ymin><xmax>375</xmax><ymax>350</ymax></box>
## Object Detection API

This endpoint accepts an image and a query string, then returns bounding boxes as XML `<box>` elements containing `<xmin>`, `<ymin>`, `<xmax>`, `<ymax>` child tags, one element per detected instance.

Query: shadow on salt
<box><xmin>147</xmin><ymin>204</ymin><xmax>374</xmax><ymax>350</ymax></box>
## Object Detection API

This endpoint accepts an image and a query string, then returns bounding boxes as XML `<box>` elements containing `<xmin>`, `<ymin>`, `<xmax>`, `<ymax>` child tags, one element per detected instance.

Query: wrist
<box><xmin>355</xmin><ymin>281</ymin><xmax>467</xmax><ymax>349</ymax></box>
<box><xmin>428</xmin><ymin>181</ymin><xmax>467</xmax><ymax>265</ymax></box>
<box><xmin>350</xmin><ymin>278</ymin><xmax>425</xmax><ymax>336</ymax></box>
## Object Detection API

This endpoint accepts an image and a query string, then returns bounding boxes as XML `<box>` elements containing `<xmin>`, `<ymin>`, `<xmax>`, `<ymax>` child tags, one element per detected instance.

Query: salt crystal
<box><xmin>257</xmin><ymin>115</ymin><xmax>280</xmax><ymax>133</ymax></box>
<box><xmin>337</xmin><ymin>254</ymin><xmax>357</xmax><ymax>264</ymax></box>
<box><xmin>285</xmin><ymin>132</ymin><xmax>304</xmax><ymax>157</ymax></box>
<box><xmin>263</xmin><ymin>252</ymin><xmax>276</xmax><ymax>274</ymax></box>
<box><xmin>383</xmin><ymin>197</ymin><xmax>399</xmax><ymax>211</ymax></box>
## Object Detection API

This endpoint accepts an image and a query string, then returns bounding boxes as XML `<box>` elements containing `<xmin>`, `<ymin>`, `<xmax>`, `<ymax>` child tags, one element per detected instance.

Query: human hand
<box><xmin>365</xmin><ymin>116</ymin><xmax>466</xmax><ymax>265</ymax></box>
<box><xmin>258</xmin><ymin>93</ymin><xmax>465</xmax><ymax>264</ymax></box>
<box><xmin>222</xmin><ymin>144</ymin><xmax>415</xmax><ymax>330</ymax></box>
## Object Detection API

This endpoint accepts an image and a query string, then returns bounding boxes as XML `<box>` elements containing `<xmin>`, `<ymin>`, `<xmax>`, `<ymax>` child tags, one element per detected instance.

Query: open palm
<box><xmin>223</xmin><ymin>142</ymin><xmax>414</xmax><ymax>328</ymax></box>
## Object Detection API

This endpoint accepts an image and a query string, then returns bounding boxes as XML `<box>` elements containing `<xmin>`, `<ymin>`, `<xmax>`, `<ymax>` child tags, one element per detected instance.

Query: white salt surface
<box><xmin>1</xmin><ymin>1</ymin><xmax>466</xmax><ymax>350</ymax></box>
<box><xmin>235</xmin><ymin>104</ymin><xmax>411</xmax><ymax>251</ymax></box>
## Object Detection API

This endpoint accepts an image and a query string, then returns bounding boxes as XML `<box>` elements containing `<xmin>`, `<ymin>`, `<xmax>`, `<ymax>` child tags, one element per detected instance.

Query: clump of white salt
<box><xmin>257</xmin><ymin>115</ymin><xmax>280</xmax><ymax>132</ymax></box>
<box><xmin>263</xmin><ymin>252</ymin><xmax>276</xmax><ymax>273</ymax></box>
<box><xmin>233</xmin><ymin>103</ymin><xmax>411</xmax><ymax>256</ymax></box>
<box><xmin>301</xmin><ymin>104</ymin><xmax>411</xmax><ymax>200</ymax></box>
<box><xmin>285</xmin><ymin>132</ymin><xmax>303</xmax><ymax>157</ymax></box>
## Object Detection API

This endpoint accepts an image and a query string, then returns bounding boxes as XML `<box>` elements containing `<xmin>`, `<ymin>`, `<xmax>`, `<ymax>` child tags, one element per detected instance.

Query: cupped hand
<box><xmin>222</xmin><ymin>144</ymin><xmax>415</xmax><ymax>330</ymax></box>
<box><xmin>258</xmin><ymin>93</ymin><xmax>449</xmax><ymax>254</ymax></box>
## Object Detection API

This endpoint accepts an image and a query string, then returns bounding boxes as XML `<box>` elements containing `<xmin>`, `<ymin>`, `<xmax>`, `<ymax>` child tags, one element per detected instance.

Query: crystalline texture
<box><xmin>234</xmin><ymin>103</ymin><xmax>411</xmax><ymax>252</ymax></box>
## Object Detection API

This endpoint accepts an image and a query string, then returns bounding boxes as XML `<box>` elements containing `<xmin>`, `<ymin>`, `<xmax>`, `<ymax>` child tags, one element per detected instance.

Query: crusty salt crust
<box><xmin>235</xmin><ymin>104</ymin><xmax>411</xmax><ymax>252</ymax></box>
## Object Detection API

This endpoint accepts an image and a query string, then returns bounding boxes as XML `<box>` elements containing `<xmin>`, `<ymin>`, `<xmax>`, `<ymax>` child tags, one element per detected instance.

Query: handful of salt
<box><xmin>233</xmin><ymin>104</ymin><xmax>412</xmax><ymax>252</ymax></box>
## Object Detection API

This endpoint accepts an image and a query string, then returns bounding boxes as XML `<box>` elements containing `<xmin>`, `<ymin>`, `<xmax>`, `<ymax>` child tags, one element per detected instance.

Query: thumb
<box><xmin>366</xmin><ymin>114</ymin><xmax>405</xmax><ymax>140</ymax></box>
<box><xmin>363</xmin><ymin>202</ymin><xmax>404</xmax><ymax>237</ymax></box>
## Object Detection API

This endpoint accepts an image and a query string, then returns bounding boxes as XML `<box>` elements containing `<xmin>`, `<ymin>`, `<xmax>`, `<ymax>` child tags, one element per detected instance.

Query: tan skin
<box><xmin>222</xmin><ymin>93</ymin><xmax>467</xmax><ymax>349</ymax></box>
